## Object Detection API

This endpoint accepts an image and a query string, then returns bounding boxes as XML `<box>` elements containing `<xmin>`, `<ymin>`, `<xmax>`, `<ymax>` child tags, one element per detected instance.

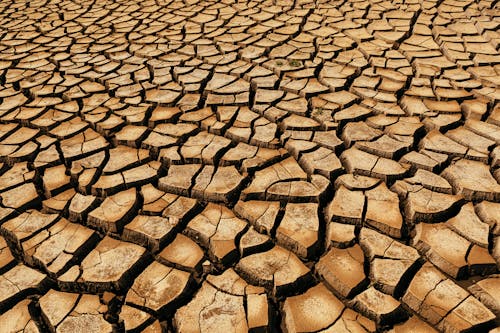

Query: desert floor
<box><xmin>0</xmin><ymin>0</ymin><xmax>499</xmax><ymax>332</ymax></box>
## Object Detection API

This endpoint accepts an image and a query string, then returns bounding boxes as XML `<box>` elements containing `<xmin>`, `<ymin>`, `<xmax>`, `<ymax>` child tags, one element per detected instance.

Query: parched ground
<box><xmin>0</xmin><ymin>0</ymin><xmax>499</xmax><ymax>332</ymax></box>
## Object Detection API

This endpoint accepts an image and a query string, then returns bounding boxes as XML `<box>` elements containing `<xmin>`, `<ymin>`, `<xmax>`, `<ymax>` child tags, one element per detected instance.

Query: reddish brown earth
<box><xmin>0</xmin><ymin>0</ymin><xmax>499</xmax><ymax>332</ymax></box>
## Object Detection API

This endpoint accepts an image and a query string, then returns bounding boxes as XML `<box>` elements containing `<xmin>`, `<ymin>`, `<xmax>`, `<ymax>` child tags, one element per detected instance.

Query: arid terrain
<box><xmin>0</xmin><ymin>0</ymin><xmax>499</xmax><ymax>332</ymax></box>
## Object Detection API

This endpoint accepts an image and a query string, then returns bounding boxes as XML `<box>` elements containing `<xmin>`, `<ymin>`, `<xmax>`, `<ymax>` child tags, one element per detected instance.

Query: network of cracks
<box><xmin>0</xmin><ymin>0</ymin><xmax>499</xmax><ymax>332</ymax></box>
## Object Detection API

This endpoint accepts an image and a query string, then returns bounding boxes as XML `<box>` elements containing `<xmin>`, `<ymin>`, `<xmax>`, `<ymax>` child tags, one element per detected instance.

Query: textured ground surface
<box><xmin>0</xmin><ymin>0</ymin><xmax>499</xmax><ymax>332</ymax></box>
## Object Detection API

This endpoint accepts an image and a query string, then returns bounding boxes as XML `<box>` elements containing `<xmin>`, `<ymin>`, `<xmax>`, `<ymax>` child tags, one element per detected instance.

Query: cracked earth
<box><xmin>0</xmin><ymin>0</ymin><xmax>499</xmax><ymax>332</ymax></box>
